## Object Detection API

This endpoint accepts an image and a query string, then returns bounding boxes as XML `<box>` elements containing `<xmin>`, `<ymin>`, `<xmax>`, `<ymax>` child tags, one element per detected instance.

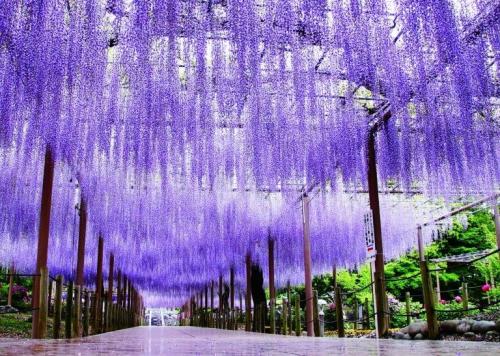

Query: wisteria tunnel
<box><xmin>0</xmin><ymin>0</ymin><xmax>499</xmax><ymax>354</ymax></box>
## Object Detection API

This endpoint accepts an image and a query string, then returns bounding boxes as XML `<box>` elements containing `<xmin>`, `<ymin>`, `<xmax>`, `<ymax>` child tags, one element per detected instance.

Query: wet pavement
<box><xmin>0</xmin><ymin>327</ymin><xmax>499</xmax><ymax>355</ymax></box>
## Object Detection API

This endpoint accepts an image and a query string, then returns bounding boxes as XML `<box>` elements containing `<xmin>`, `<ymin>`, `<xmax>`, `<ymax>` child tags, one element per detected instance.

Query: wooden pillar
<box><xmin>294</xmin><ymin>294</ymin><xmax>301</xmax><ymax>336</ymax></box>
<box><xmin>218</xmin><ymin>274</ymin><xmax>223</xmax><ymax>329</ymax></box>
<box><xmin>107</xmin><ymin>253</ymin><xmax>114</xmax><ymax>331</ymax></box>
<box><xmin>65</xmin><ymin>280</ymin><xmax>73</xmax><ymax>339</ymax></box>
<box><xmin>405</xmin><ymin>292</ymin><xmax>411</xmax><ymax>326</ymax></box>
<box><xmin>268</xmin><ymin>237</ymin><xmax>276</xmax><ymax>334</ymax></box>
<box><xmin>83</xmin><ymin>290</ymin><xmax>90</xmax><ymax>336</ymax></box>
<box><xmin>313</xmin><ymin>290</ymin><xmax>320</xmax><ymax>337</ymax></box>
<box><xmin>301</xmin><ymin>193</ymin><xmax>314</xmax><ymax>337</ymax></box>
<box><xmin>282</xmin><ymin>298</ymin><xmax>288</xmax><ymax>335</ymax></box>
<box><xmin>74</xmin><ymin>198</ymin><xmax>87</xmax><ymax>337</ymax></box>
<box><xmin>38</xmin><ymin>267</ymin><xmax>49</xmax><ymax>338</ymax></box>
<box><xmin>117</xmin><ymin>270</ymin><xmax>122</xmax><ymax>308</ymax></box>
<box><xmin>94</xmin><ymin>236</ymin><xmax>104</xmax><ymax>333</ymax></box>
<box><xmin>32</xmin><ymin>147</ymin><xmax>54</xmax><ymax>339</ymax></box>
<box><xmin>210</xmin><ymin>280</ymin><xmax>214</xmax><ymax>327</ymax></box>
<box><xmin>417</xmin><ymin>226</ymin><xmax>438</xmax><ymax>339</ymax></box>
<box><xmin>245</xmin><ymin>254</ymin><xmax>252</xmax><ymax>332</ymax></box>
<box><xmin>335</xmin><ymin>286</ymin><xmax>345</xmax><ymax>337</ymax></box>
<box><xmin>230</xmin><ymin>267</ymin><xmax>235</xmax><ymax>330</ymax></box>
<box><xmin>435</xmin><ymin>270</ymin><xmax>441</xmax><ymax>302</ymax></box>
<box><xmin>367</xmin><ymin>133</ymin><xmax>389</xmax><ymax>337</ymax></box>
<box><xmin>287</xmin><ymin>281</ymin><xmax>292</xmax><ymax>335</ymax></box>
<box><xmin>7</xmin><ymin>264</ymin><xmax>14</xmax><ymax>306</ymax></box>
<box><xmin>493</xmin><ymin>200</ymin><xmax>500</xmax><ymax>258</ymax></box>
<box><xmin>53</xmin><ymin>275</ymin><xmax>63</xmax><ymax>339</ymax></box>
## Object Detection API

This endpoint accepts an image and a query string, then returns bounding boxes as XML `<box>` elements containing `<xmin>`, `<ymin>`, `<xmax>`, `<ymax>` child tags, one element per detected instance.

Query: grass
<box><xmin>0</xmin><ymin>313</ymin><xmax>32</xmax><ymax>338</ymax></box>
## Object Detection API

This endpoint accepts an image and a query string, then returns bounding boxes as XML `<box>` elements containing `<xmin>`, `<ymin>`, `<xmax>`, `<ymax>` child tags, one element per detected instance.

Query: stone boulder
<box><xmin>414</xmin><ymin>333</ymin><xmax>423</xmax><ymax>340</ymax></box>
<box><xmin>439</xmin><ymin>320</ymin><xmax>460</xmax><ymax>334</ymax></box>
<box><xmin>408</xmin><ymin>321</ymin><xmax>427</xmax><ymax>338</ymax></box>
<box><xmin>463</xmin><ymin>332</ymin><xmax>476</xmax><ymax>341</ymax></box>
<box><xmin>456</xmin><ymin>320</ymin><xmax>473</xmax><ymax>334</ymax></box>
<box><xmin>471</xmin><ymin>320</ymin><xmax>496</xmax><ymax>334</ymax></box>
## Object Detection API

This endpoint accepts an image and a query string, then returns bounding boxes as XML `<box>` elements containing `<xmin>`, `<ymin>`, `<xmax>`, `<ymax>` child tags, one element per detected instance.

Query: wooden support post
<box><xmin>462</xmin><ymin>282</ymin><xmax>469</xmax><ymax>311</ymax></box>
<box><xmin>364</xmin><ymin>297</ymin><xmax>370</xmax><ymax>329</ymax></box>
<box><xmin>48</xmin><ymin>279</ymin><xmax>53</xmax><ymax>316</ymax></box>
<box><xmin>117</xmin><ymin>270</ymin><xmax>122</xmax><ymax>308</ymax></box>
<box><xmin>287</xmin><ymin>282</ymin><xmax>292</xmax><ymax>335</ymax></box>
<box><xmin>210</xmin><ymin>280</ymin><xmax>214</xmax><ymax>328</ymax></box>
<box><xmin>230</xmin><ymin>267</ymin><xmax>235</xmax><ymax>330</ymax></box>
<box><xmin>38</xmin><ymin>267</ymin><xmax>49</xmax><ymax>338</ymax></box>
<box><xmin>7</xmin><ymin>264</ymin><xmax>14</xmax><ymax>306</ymax></box>
<box><xmin>405</xmin><ymin>292</ymin><xmax>411</xmax><ymax>326</ymax></box>
<box><xmin>335</xmin><ymin>286</ymin><xmax>345</xmax><ymax>337</ymax></box>
<box><xmin>94</xmin><ymin>236</ymin><xmax>104</xmax><ymax>333</ymax></box>
<box><xmin>218</xmin><ymin>274</ymin><xmax>223</xmax><ymax>329</ymax></box>
<box><xmin>493</xmin><ymin>200</ymin><xmax>500</xmax><ymax>258</ymax></box>
<box><xmin>354</xmin><ymin>299</ymin><xmax>359</xmax><ymax>330</ymax></box>
<box><xmin>294</xmin><ymin>294</ymin><xmax>301</xmax><ymax>336</ymax></box>
<box><xmin>313</xmin><ymin>290</ymin><xmax>320</xmax><ymax>337</ymax></box>
<box><xmin>367</xmin><ymin>133</ymin><xmax>389</xmax><ymax>337</ymax></box>
<box><xmin>83</xmin><ymin>290</ymin><xmax>90</xmax><ymax>336</ymax></box>
<box><xmin>107</xmin><ymin>253</ymin><xmax>114</xmax><ymax>332</ymax></box>
<box><xmin>65</xmin><ymin>280</ymin><xmax>73</xmax><ymax>339</ymax></box>
<box><xmin>74</xmin><ymin>198</ymin><xmax>87</xmax><ymax>337</ymax></box>
<box><xmin>418</xmin><ymin>226</ymin><xmax>438</xmax><ymax>339</ymax></box>
<box><xmin>435</xmin><ymin>270</ymin><xmax>441</xmax><ymax>302</ymax></box>
<box><xmin>268</xmin><ymin>237</ymin><xmax>276</xmax><ymax>334</ymax></box>
<box><xmin>301</xmin><ymin>193</ymin><xmax>314</xmax><ymax>337</ymax></box>
<box><xmin>32</xmin><ymin>148</ymin><xmax>54</xmax><ymax>339</ymax></box>
<box><xmin>283</xmin><ymin>298</ymin><xmax>288</xmax><ymax>335</ymax></box>
<box><xmin>245</xmin><ymin>254</ymin><xmax>252</xmax><ymax>332</ymax></box>
<box><xmin>53</xmin><ymin>275</ymin><xmax>63</xmax><ymax>339</ymax></box>
<box><xmin>205</xmin><ymin>285</ymin><xmax>208</xmax><ymax>327</ymax></box>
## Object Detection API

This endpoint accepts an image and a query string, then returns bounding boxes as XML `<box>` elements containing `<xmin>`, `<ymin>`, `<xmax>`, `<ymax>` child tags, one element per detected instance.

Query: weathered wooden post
<box><xmin>83</xmin><ymin>290</ymin><xmax>90</xmax><ymax>336</ymax></box>
<box><xmin>245</xmin><ymin>253</ymin><xmax>252</xmax><ymax>332</ymax></box>
<box><xmin>353</xmin><ymin>299</ymin><xmax>359</xmax><ymax>330</ymax></box>
<box><xmin>53</xmin><ymin>275</ymin><xmax>63</xmax><ymax>339</ymax></box>
<box><xmin>283</xmin><ymin>298</ymin><xmax>288</xmax><ymax>335</ymax></box>
<box><xmin>287</xmin><ymin>282</ymin><xmax>292</xmax><ymax>335</ymax></box>
<box><xmin>462</xmin><ymin>282</ymin><xmax>469</xmax><ymax>311</ymax></box>
<box><xmin>230</xmin><ymin>267</ymin><xmax>235</xmax><ymax>330</ymax></box>
<box><xmin>435</xmin><ymin>270</ymin><xmax>441</xmax><ymax>302</ymax></box>
<box><xmin>313</xmin><ymin>290</ymin><xmax>320</xmax><ymax>337</ymax></box>
<box><xmin>39</xmin><ymin>267</ymin><xmax>49</xmax><ymax>338</ymax></box>
<box><xmin>210</xmin><ymin>280</ymin><xmax>214</xmax><ymax>327</ymax></box>
<box><xmin>65</xmin><ymin>280</ymin><xmax>74</xmax><ymax>339</ymax></box>
<box><xmin>7</xmin><ymin>264</ymin><xmax>14</xmax><ymax>306</ymax></box>
<box><xmin>301</xmin><ymin>193</ymin><xmax>314</xmax><ymax>337</ymax></box>
<box><xmin>107</xmin><ymin>253</ymin><xmax>114</xmax><ymax>332</ymax></box>
<box><xmin>74</xmin><ymin>198</ymin><xmax>87</xmax><ymax>337</ymax></box>
<box><xmin>268</xmin><ymin>237</ymin><xmax>276</xmax><ymax>334</ymax></box>
<box><xmin>417</xmin><ymin>226</ymin><xmax>438</xmax><ymax>339</ymax></box>
<box><xmin>364</xmin><ymin>297</ymin><xmax>370</xmax><ymax>329</ymax></box>
<box><xmin>94</xmin><ymin>236</ymin><xmax>104</xmax><ymax>333</ymax></box>
<box><xmin>294</xmin><ymin>294</ymin><xmax>301</xmax><ymax>336</ymax></box>
<box><xmin>335</xmin><ymin>286</ymin><xmax>345</xmax><ymax>337</ymax></box>
<box><xmin>367</xmin><ymin>133</ymin><xmax>389</xmax><ymax>337</ymax></box>
<box><xmin>32</xmin><ymin>148</ymin><xmax>54</xmax><ymax>339</ymax></box>
<box><xmin>405</xmin><ymin>292</ymin><xmax>411</xmax><ymax>326</ymax></box>
<box><xmin>218</xmin><ymin>274</ymin><xmax>223</xmax><ymax>329</ymax></box>
<box><xmin>205</xmin><ymin>285</ymin><xmax>208</xmax><ymax>328</ymax></box>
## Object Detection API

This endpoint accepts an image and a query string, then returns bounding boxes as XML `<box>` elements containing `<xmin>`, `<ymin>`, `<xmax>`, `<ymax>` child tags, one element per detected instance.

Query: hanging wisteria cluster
<box><xmin>0</xmin><ymin>0</ymin><xmax>498</xmax><ymax>306</ymax></box>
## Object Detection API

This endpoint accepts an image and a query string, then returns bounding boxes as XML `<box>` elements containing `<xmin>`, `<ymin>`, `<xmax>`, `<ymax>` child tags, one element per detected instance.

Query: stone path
<box><xmin>0</xmin><ymin>327</ymin><xmax>499</xmax><ymax>355</ymax></box>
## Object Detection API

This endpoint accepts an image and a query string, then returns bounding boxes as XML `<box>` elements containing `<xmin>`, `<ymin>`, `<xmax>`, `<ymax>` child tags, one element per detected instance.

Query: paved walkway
<box><xmin>0</xmin><ymin>327</ymin><xmax>499</xmax><ymax>355</ymax></box>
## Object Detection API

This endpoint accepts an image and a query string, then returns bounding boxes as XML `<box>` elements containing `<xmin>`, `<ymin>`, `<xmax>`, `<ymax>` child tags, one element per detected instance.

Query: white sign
<box><xmin>364</xmin><ymin>210</ymin><xmax>375</xmax><ymax>258</ymax></box>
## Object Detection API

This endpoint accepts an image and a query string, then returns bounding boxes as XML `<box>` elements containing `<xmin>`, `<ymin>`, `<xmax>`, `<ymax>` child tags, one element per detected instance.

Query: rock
<box><xmin>414</xmin><ymin>333</ymin><xmax>424</xmax><ymax>340</ymax></box>
<box><xmin>471</xmin><ymin>320</ymin><xmax>496</xmax><ymax>334</ymax></box>
<box><xmin>402</xmin><ymin>334</ymin><xmax>411</xmax><ymax>340</ymax></box>
<box><xmin>463</xmin><ymin>332</ymin><xmax>476</xmax><ymax>341</ymax></box>
<box><xmin>440</xmin><ymin>320</ymin><xmax>460</xmax><ymax>334</ymax></box>
<box><xmin>400</xmin><ymin>326</ymin><xmax>409</xmax><ymax>334</ymax></box>
<box><xmin>408</xmin><ymin>321</ymin><xmax>427</xmax><ymax>337</ymax></box>
<box><xmin>394</xmin><ymin>332</ymin><xmax>406</xmax><ymax>340</ymax></box>
<box><xmin>456</xmin><ymin>321</ymin><xmax>472</xmax><ymax>334</ymax></box>
<box><xmin>485</xmin><ymin>330</ymin><xmax>499</xmax><ymax>339</ymax></box>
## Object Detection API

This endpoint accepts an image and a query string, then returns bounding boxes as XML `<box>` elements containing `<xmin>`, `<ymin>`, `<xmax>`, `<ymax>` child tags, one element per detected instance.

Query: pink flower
<box><xmin>481</xmin><ymin>283</ymin><xmax>491</xmax><ymax>292</ymax></box>
<box><xmin>439</xmin><ymin>299</ymin><xmax>447</xmax><ymax>304</ymax></box>
<box><xmin>454</xmin><ymin>296</ymin><xmax>462</xmax><ymax>303</ymax></box>
<box><xmin>329</xmin><ymin>303</ymin><xmax>336</xmax><ymax>310</ymax></box>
